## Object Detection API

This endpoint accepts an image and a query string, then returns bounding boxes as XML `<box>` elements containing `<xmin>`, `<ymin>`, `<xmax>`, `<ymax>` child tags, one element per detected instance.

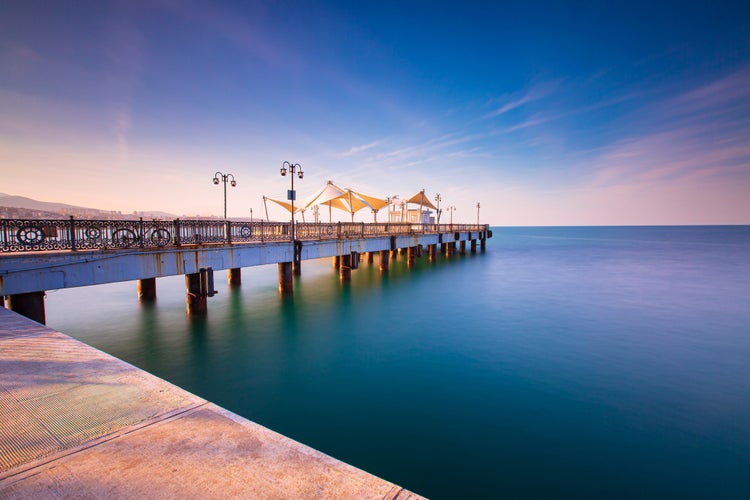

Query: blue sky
<box><xmin>1</xmin><ymin>0</ymin><xmax>749</xmax><ymax>224</ymax></box>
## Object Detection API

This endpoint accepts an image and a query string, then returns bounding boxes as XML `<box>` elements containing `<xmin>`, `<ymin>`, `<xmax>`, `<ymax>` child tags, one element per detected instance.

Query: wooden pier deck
<box><xmin>0</xmin><ymin>307</ymin><xmax>422</xmax><ymax>499</ymax></box>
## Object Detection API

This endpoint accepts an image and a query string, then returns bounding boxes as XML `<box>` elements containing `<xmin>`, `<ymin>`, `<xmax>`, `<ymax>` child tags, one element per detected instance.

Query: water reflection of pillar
<box><xmin>429</xmin><ymin>244</ymin><xmax>437</xmax><ymax>262</ymax></box>
<box><xmin>471</xmin><ymin>239</ymin><xmax>477</xmax><ymax>253</ymax></box>
<box><xmin>332</xmin><ymin>255</ymin><xmax>340</xmax><ymax>268</ymax></box>
<box><xmin>460</xmin><ymin>240</ymin><xmax>466</xmax><ymax>255</ymax></box>
<box><xmin>366</xmin><ymin>252</ymin><xmax>374</xmax><ymax>264</ymax></box>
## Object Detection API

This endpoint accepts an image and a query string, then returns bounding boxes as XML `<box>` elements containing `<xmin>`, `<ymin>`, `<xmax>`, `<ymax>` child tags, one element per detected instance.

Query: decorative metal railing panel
<box><xmin>1</xmin><ymin>217</ymin><xmax>489</xmax><ymax>253</ymax></box>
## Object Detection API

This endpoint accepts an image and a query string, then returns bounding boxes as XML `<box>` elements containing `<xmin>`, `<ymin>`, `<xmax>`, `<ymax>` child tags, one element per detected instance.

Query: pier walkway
<box><xmin>0</xmin><ymin>307</ymin><xmax>422</xmax><ymax>498</ymax></box>
<box><xmin>1</xmin><ymin>218</ymin><xmax>491</xmax><ymax>321</ymax></box>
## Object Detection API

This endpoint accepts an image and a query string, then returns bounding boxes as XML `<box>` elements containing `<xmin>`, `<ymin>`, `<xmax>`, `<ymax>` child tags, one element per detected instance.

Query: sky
<box><xmin>1</xmin><ymin>0</ymin><xmax>749</xmax><ymax>225</ymax></box>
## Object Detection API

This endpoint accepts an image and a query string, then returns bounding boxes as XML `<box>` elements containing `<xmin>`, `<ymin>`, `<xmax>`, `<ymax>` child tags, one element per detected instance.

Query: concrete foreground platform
<box><xmin>0</xmin><ymin>308</ymin><xmax>422</xmax><ymax>499</ymax></box>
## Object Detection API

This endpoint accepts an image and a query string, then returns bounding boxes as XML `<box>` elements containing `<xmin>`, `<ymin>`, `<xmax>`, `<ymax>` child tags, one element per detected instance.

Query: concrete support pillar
<box><xmin>228</xmin><ymin>268</ymin><xmax>242</xmax><ymax>286</ymax></box>
<box><xmin>429</xmin><ymin>244</ymin><xmax>437</xmax><ymax>262</ymax></box>
<box><xmin>481</xmin><ymin>238</ymin><xmax>487</xmax><ymax>250</ymax></box>
<box><xmin>185</xmin><ymin>273</ymin><xmax>207</xmax><ymax>315</ymax></box>
<box><xmin>399</xmin><ymin>247</ymin><xmax>407</xmax><ymax>255</ymax></box>
<box><xmin>293</xmin><ymin>260</ymin><xmax>302</xmax><ymax>275</ymax></box>
<box><xmin>390</xmin><ymin>249</ymin><xmax>398</xmax><ymax>260</ymax></box>
<box><xmin>137</xmin><ymin>278</ymin><xmax>157</xmax><ymax>301</ymax></box>
<box><xmin>340</xmin><ymin>254</ymin><xmax>352</xmax><ymax>281</ymax></box>
<box><xmin>278</xmin><ymin>262</ymin><xmax>293</xmax><ymax>294</ymax></box>
<box><xmin>379</xmin><ymin>250</ymin><xmax>390</xmax><ymax>272</ymax></box>
<box><xmin>407</xmin><ymin>246</ymin><xmax>416</xmax><ymax>267</ymax></box>
<box><xmin>417</xmin><ymin>245</ymin><xmax>423</xmax><ymax>257</ymax></box>
<box><xmin>332</xmin><ymin>255</ymin><xmax>341</xmax><ymax>268</ymax></box>
<box><xmin>7</xmin><ymin>291</ymin><xmax>46</xmax><ymax>324</ymax></box>
<box><xmin>366</xmin><ymin>252</ymin><xmax>374</xmax><ymax>264</ymax></box>
<box><xmin>440</xmin><ymin>243</ymin><xmax>446</xmax><ymax>254</ymax></box>
<box><xmin>471</xmin><ymin>239</ymin><xmax>477</xmax><ymax>253</ymax></box>
<box><xmin>460</xmin><ymin>240</ymin><xmax>466</xmax><ymax>255</ymax></box>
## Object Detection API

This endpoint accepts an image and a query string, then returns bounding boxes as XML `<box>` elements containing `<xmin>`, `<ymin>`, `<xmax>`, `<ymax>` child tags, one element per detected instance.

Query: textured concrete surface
<box><xmin>0</xmin><ymin>308</ymin><xmax>423</xmax><ymax>499</ymax></box>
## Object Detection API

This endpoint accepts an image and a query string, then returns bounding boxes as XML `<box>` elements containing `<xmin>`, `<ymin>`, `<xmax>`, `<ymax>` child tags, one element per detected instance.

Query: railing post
<box><xmin>226</xmin><ymin>221</ymin><xmax>232</xmax><ymax>244</ymax></box>
<box><xmin>69</xmin><ymin>216</ymin><xmax>76</xmax><ymax>251</ymax></box>
<box><xmin>261</xmin><ymin>220</ymin><xmax>265</xmax><ymax>242</ymax></box>
<box><xmin>139</xmin><ymin>217</ymin><xmax>145</xmax><ymax>248</ymax></box>
<box><xmin>174</xmin><ymin>219</ymin><xmax>181</xmax><ymax>246</ymax></box>
<box><xmin>337</xmin><ymin>222</ymin><xmax>342</xmax><ymax>239</ymax></box>
<box><xmin>361</xmin><ymin>222</ymin><xmax>364</xmax><ymax>237</ymax></box>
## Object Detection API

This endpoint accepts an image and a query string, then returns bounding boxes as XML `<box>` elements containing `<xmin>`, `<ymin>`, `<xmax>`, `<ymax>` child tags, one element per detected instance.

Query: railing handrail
<box><xmin>0</xmin><ymin>217</ymin><xmax>490</xmax><ymax>253</ymax></box>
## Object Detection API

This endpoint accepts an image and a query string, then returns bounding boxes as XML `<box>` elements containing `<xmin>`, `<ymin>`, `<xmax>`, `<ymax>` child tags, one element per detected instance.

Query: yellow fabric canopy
<box><xmin>406</xmin><ymin>190</ymin><xmax>437</xmax><ymax>210</ymax></box>
<box><xmin>265</xmin><ymin>197</ymin><xmax>302</xmax><ymax>213</ymax></box>
<box><xmin>351</xmin><ymin>190</ymin><xmax>388</xmax><ymax>211</ymax></box>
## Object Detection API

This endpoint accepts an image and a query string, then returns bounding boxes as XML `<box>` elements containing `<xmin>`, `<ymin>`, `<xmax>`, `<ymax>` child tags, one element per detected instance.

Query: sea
<box><xmin>45</xmin><ymin>226</ymin><xmax>750</xmax><ymax>499</ymax></box>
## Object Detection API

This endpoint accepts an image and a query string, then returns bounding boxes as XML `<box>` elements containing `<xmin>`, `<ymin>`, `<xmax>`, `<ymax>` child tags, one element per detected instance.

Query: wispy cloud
<box><xmin>338</xmin><ymin>140</ymin><xmax>386</xmax><ymax>157</ymax></box>
<box><xmin>586</xmin><ymin>66</ymin><xmax>750</xmax><ymax>188</ymax></box>
<box><xmin>102</xmin><ymin>17</ymin><xmax>143</xmax><ymax>161</ymax></box>
<box><xmin>485</xmin><ymin>81</ymin><xmax>558</xmax><ymax>118</ymax></box>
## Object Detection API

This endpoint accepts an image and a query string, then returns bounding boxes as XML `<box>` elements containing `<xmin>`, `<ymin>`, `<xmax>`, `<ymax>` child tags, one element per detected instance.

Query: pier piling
<box><xmin>429</xmin><ymin>244</ymin><xmax>437</xmax><ymax>261</ymax></box>
<box><xmin>379</xmin><ymin>250</ymin><xmax>390</xmax><ymax>271</ymax></box>
<box><xmin>278</xmin><ymin>262</ymin><xmax>293</xmax><ymax>293</ymax></box>
<box><xmin>185</xmin><ymin>273</ymin><xmax>207</xmax><ymax>315</ymax></box>
<box><xmin>340</xmin><ymin>254</ymin><xmax>352</xmax><ymax>280</ymax></box>
<box><xmin>137</xmin><ymin>278</ymin><xmax>157</xmax><ymax>301</ymax></box>
<box><xmin>407</xmin><ymin>247</ymin><xmax>416</xmax><ymax>267</ymax></box>
<box><xmin>6</xmin><ymin>291</ymin><xmax>46</xmax><ymax>324</ymax></box>
<box><xmin>228</xmin><ymin>268</ymin><xmax>242</xmax><ymax>286</ymax></box>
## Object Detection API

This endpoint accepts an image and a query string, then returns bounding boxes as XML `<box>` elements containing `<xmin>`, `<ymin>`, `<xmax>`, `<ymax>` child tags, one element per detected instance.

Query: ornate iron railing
<box><xmin>0</xmin><ymin>217</ymin><xmax>490</xmax><ymax>253</ymax></box>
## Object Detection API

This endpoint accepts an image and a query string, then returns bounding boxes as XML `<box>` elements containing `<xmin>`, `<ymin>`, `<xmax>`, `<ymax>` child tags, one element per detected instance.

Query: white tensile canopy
<box><xmin>267</xmin><ymin>181</ymin><xmax>430</xmax><ymax>223</ymax></box>
<box><xmin>302</xmin><ymin>181</ymin><xmax>388</xmax><ymax>222</ymax></box>
<box><xmin>302</xmin><ymin>181</ymin><xmax>348</xmax><ymax>222</ymax></box>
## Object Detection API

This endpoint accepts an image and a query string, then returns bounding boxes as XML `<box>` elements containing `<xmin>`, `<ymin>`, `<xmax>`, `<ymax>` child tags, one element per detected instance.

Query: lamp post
<box><xmin>212</xmin><ymin>172</ymin><xmax>236</xmax><ymax>219</ymax></box>
<box><xmin>280</xmin><ymin>161</ymin><xmax>303</xmax><ymax>242</ymax></box>
<box><xmin>476</xmin><ymin>202</ymin><xmax>480</xmax><ymax>225</ymax></box>
<box><xmin>434</xmin><ymin>193</ymin><xmax>442</xmax><ymax>224</ymax></box>
<box><xmin>385</xmin><ymin>196</ymin><xmax>396</xmax><ymax>223</ymax></box>
<box><xmin>447</xmin><ymin>205</ymin><xmax>456</xmax><ymax>228</ymax></box>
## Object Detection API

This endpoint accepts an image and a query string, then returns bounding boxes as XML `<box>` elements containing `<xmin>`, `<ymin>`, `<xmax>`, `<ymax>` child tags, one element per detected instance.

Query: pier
<box><xmin>1</xmin><ymin>218</ymin><xmax>491</xmax><ymax>321</ymax></box>
<box><xmin>0</xmin><ymin>307</ymin><xmax>422</xmax><ymax>497</ymax></box>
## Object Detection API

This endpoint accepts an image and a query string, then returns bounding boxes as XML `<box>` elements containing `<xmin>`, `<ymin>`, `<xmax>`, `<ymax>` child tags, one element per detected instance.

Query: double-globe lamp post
<box><xmin>212</xmin><ymin>172</ymin><xmax>236</xmax><ymax>219</ymax></box>
<box><xmin>446</xmin><ymin>205</ymin><xmax>456</xmax><ymax>228</ymax></box>
<box><xmin>280</xmin><ymin>161</ymin><xmax>304</xmax><ymax>242</ymax></box>
<box><xmin>434</xmin><ymin>193</ymin><xmax>442</xmax><ymax>224</ymax></box>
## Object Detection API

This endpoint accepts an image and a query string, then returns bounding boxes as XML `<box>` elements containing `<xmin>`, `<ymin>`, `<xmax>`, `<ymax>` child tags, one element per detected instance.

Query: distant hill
<box><xmin>0</xmin><ymin>195</ymin><xmax>93</xmax><ymax>213</ymax></box>
<box><xmin>0</xmin><ymin>194</ymin><xmax>179</xmax><ymax>220</ymax></box>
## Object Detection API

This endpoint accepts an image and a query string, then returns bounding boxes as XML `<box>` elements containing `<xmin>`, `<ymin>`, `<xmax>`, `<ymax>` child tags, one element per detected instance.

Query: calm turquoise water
<box><xmin>46</xmin><ymin>226</ymin><xmax>750</xmax><ymax>498</ymax></box>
